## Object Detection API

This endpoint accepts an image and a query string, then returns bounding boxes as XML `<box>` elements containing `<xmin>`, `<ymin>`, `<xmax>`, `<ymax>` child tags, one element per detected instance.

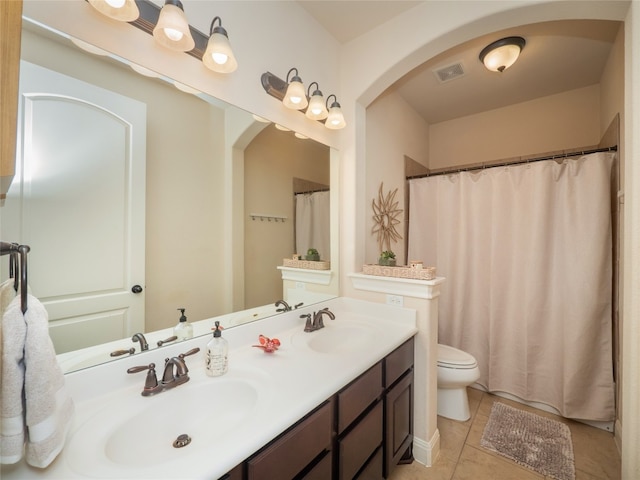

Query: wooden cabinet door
<box><xmin>0</xmin><ymin>0</ymin><xmax>22</xmax><ymax>201</ymax></box>
<box><xmin>384</xmin><ymin>370</ymin><xmax>414</xmax><ymax>478</ymax></box>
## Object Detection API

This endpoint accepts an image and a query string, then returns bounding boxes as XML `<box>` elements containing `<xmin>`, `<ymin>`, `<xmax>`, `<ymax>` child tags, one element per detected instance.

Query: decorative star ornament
<box><xmin>371</xmin><ymin>183</ymin><xmax>403</xmax><ymax>252</ymax></box>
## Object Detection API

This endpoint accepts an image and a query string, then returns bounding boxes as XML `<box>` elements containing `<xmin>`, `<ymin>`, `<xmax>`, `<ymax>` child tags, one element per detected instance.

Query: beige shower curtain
<box><xmin>408</xmin><ymin>152</ymin><xmax>616</xmax><ymax>421</ymax></box>
<box><xmin>295</xmin><ymin>191</ymin><xmax>330</xmax><ymax>260</ymax></box>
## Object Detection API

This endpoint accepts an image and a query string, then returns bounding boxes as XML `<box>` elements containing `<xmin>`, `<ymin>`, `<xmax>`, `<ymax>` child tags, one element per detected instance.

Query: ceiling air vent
<box><xmin>433</xmin><ymin>62</ymin><xmax>465</xmax><ymax>83</ymax></box>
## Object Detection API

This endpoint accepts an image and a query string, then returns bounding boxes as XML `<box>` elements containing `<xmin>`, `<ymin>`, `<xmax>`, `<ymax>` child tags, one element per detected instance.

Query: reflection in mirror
<box><xmin>0</xmin><ymin>18</ymin><xmax>335</xmax><ymax>373</ymax></box>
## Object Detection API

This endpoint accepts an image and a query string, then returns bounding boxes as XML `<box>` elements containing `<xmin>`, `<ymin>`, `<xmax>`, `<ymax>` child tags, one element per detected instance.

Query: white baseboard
<box><xmin>412</xmin><ymin>428</ymin><xmax>440</xmax><ymax>467</ymax></box>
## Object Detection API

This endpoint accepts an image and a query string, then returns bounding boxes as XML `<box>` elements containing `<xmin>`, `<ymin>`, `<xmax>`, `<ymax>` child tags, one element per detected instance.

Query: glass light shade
<box><xmin>283</xmin><ymin>79</ymin><xmax>308</xmax><ymax>110</ymax></box>
<box><xmin>70</xmin><ymin>37</ymin><xmax>109</xmax><ymax>56</ymax></box>
<box><xmin>203</xmin><ymin>31</ymin><xmax>238</xmax><ymax>73</ymax></box>
<box><xmin>174</xmin><ymin>82</ymin><xmax>201</xmax><ymax>95</ymax></box>
<box><xmin>130</xmin><ymin>63</ymin><xmax>160</xmax><ymax>77</ymax></box>
<box><xmin>88</xmin><ymin>0</ymin><xmax>139</xmax><ymax>22</ymax></box>
<box><xmin>306</xmin><ymin>92</ymin><xmax>329</xmax><ymax>120</ymax></box>
<box><xmin>482</xmin><ymin>44</ymin><xmax>521</xmax><ymax>72</ymax></box>
<box><xmin>325</xmin><ymin>104</ymin><xmax>346</xmax><ymax>130</ymax></box>
<box><xmin>152</xmin><ymin>2</ymin><xmax>195</xmax><ymax>52</ymax></box>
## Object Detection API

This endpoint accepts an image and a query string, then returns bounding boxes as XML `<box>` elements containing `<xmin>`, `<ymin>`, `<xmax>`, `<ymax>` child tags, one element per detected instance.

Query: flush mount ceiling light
<box><xmin>325</xmin><ymin>94</ymin><xmax>346</xmax><ymax>130</ymax></box>
<box><xmin>282</xmin><ymin>68</ymin><xmax>308</xmax><ymax>110</ymax></box>
<box><xmin>479</xmin><ymin>36</ymin><xmax>525</xmax><ymax>73</ymax></box>
<box><xmin>202</xmin><ymin>16</ymin><xmax>238</xmax><ymax>73</ymax></box>
<box><xmin>153</xmin><ymin>0</ymin><xmax>195</xmax><ymax>52</ymax></box>
<box><xmin>305</xmin><ymin>82</ymin><xmax>329</xmax><ymax>121</ymax></box>
<box><xmin>88</xmin><ymin>0</ymin><xmax>139</xmax><ymax>22</ymax></box>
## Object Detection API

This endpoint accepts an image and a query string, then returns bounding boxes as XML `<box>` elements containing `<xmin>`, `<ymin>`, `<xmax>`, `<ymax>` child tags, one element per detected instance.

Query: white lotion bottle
<box><xmin>173</xmin><ymin>308</ymin><xmax>193</xmax><ymax>341</ymax></box>
<box><xmin>206</xmin><ymin>321</ymin><xmax>228</xmax><ymax>376</ymax></box>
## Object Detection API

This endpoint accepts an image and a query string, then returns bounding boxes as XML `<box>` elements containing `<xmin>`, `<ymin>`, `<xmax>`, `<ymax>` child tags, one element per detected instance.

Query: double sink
<box><xmin>52</xmin><ymin>298</ymin><xmax>416</xmax><ymax>479</ymax></box>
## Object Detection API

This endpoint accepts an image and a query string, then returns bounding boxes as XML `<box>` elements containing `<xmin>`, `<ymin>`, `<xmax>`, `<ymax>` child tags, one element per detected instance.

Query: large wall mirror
<box><xmin>0</xmin><ymin>17</ymin><xmax>336</xmax><ymax>373</ymax></box>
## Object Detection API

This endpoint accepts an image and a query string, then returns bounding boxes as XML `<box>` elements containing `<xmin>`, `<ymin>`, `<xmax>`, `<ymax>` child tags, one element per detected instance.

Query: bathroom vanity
<box><xmin>0</xmin><ymin>297</ymin><xmax>417</xmax><ymax>479</ymax></box>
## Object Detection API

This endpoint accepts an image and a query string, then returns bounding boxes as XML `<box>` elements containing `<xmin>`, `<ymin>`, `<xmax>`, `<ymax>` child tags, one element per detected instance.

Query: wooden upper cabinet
<box><xmin>1</xmin><ymin>0</ymin><xmax>22</xmax><ymax>203</ymax></box>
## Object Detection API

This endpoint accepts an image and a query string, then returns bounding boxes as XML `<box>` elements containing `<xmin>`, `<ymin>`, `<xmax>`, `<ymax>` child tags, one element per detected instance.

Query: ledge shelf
<box><xmin>278</xmin><ymin>266</ymin><xmax>333</xmax><ymax>285</ymax></box>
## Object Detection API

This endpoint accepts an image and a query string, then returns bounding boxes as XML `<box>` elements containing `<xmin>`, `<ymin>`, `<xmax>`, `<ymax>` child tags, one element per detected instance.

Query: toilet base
<box><xmin>437</xmin><ymin>387</ymin><xmax>471</xmax><ymax>421</ymax></box>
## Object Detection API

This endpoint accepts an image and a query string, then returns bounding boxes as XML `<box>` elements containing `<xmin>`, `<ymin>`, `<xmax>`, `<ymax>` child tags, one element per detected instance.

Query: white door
<box><xmin>4</xmin><ymin>61</ymin><xmax>146</xmax><ymax>353</ymax></box>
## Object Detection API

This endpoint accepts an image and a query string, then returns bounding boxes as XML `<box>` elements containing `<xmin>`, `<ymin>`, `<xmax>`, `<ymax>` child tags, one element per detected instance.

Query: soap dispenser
<box><xmin>206</xmin><ymin>321</ymin><xmax>228</xmax><ymax>377</ymax></box>
<box><xmin>173</xmin><ymin>308</ymin><xmax>193</xmax><ymax>341</ymax></box>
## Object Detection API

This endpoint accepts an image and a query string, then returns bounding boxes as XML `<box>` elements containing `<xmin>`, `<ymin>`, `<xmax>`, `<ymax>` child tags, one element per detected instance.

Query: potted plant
<box><xmin>378</xmin><ymin>250</ymin><xmax>396</xmax><ymax>266</ymax></box>
<box><xmin>306</xmin><ymin>248</ymin><xmax>320</xmax><ymax>261</ymax></box>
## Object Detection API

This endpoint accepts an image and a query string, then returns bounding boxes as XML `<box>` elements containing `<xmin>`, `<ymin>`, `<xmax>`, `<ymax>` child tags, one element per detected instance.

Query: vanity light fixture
<box><xmin>479</xmin><ymin>36</ymin><xmax>525</xmax><ymax>73</ymax></box>
<box><xmin>87</xmin><ymin>0</ymin><xmax>139</xmax><ymax>22</ymax></box>
<box><xmin>153</xmin><ymin>0</ymin><xmax>195</xmax><ymax>52</ymax></box>
<box><xmin>305</xmin><ymin>82</ymin><xmax>329</xmax><ymax>121</ymax></box>
<box><xmin>325</xmin><ymin>94</ymin><xmax>346</xmax><ymax>130</ymax></box>
<box><xmin>282</xmin><ymin>68</ymin><xmax>308</xmax><ymax>110</ymax></box>
<box><xmin>261</xmin><ymin>71</ymin><xmax>345</xmax><ymax>129</ymax></box>
<box><xmin>202</xmin><ymin>17</ymin><xmax>238</xmax><ymax>73</ymax></box>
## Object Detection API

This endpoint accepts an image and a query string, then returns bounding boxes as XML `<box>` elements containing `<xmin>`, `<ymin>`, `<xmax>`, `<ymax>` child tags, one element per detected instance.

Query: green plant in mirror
<box><xmin>306</xmin><ymin>248</ymin><xmax>320</xmax><ymax>261</ymax></box>
<box><xmin>378</xmin><ymin>250</ymin><xmax>396</xmax><ymax>266</ymax></box>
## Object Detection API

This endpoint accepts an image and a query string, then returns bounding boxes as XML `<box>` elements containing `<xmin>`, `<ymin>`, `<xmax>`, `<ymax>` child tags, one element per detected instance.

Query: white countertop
<box><xmin>1</xmin><ymin>297</ymin><xmax>417</xmax><ymax>479</ymax></box>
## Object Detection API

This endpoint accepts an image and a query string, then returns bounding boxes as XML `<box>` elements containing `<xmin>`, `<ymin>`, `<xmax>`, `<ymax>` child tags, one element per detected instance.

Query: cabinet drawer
<box><xmin>247</xmin><ymin>400</ymin><xmax>333</xmax><ymax>480</ymax></box>
<box><xmin>301</xmin><ymin>451</ymin><xmax>332</xmax><ymax>480</ymax></box>
<box><xmin>356</xmin><ymin>446</ymin><xmax>383</xmax><ymax>480</ymax></box>
<box><xmin>338</xmin><ymin>362</ymin><xmax>383</xmax><ymax>433</ymax></box>
<box><xmin>339</xmin><ymin>401</ymin><xmax>383</xmax><ymax>480</ymax></box>
<box><xmin>385</xmin><ymin>338</ymin><xmax>414</xmax><ymax>388</ymax></box>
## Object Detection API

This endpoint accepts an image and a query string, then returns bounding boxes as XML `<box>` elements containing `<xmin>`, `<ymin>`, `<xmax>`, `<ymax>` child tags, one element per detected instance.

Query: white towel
<box><xmin>0</xmin><ymin>295</ymin><xmax>27</xmax><ymax>464</ymax></box>
<box><xmin>0</xmin><ymin>294</ymin><xmax>74</xmax><ymax>468</ymax></box>
<box><xmin>0</xmin><ymin>277</ymin><xmax>18</xmax><ymax>380</ymax></box>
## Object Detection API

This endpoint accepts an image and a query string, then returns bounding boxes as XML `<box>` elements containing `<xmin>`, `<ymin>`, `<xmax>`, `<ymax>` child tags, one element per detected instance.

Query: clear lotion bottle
<box><xmin>206</xmin><ymin>321</ymin><xmax>228</xmax><ymax>377</ymax></box>
<box><xmin>173</xmin><ymin>308</ymin><xmax>193</xmax><ymax>341</ymax></box>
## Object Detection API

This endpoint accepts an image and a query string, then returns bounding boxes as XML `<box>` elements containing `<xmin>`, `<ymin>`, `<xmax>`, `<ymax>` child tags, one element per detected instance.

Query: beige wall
<box><xmin>599</xmin><ymin>23</ymin><xmax>625</xmax><ymax>440</ymax></box>
<box><xmin>244</xmin><ymin>125</ymin><xmax>330</xmax><ymax>308</ymax></box>
<box><xmin>365</xmin><ymin>91</ymin><xmax>430</xmax><ymax>264</ymax></box>
<box><xmin>429</xmin><ymin>84</ymin><xmax>601</xmax><ymax>169</ymax></box>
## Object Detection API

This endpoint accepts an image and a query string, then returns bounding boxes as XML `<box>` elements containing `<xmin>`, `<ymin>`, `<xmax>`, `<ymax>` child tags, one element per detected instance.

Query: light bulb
<box><xmin>164</xmin><ymin>28</ymin><xmax>184</xmax><ymax>42</ymax></box>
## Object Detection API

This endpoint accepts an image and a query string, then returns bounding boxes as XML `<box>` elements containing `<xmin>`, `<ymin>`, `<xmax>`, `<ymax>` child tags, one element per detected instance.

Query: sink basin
<box><xmin>291</xmin><ymin>323</ymin><xmax>377</xmax><ymax>353</ymax></box>
<box><xmin>67</xmin><ymin>372</ymin><xmax>269</xmax><ymax>476</ymax></box>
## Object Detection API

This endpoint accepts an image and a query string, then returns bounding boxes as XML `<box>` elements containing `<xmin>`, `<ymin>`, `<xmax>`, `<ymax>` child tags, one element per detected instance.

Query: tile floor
<box><xmin>389</xmin><ymin>388</ymin><xmax>621</xmax><ymax>480</ymax></box>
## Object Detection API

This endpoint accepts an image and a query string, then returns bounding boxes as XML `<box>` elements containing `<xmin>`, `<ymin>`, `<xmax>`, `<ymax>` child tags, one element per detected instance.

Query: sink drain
<box><xmin>173</xmin><ymin>434</ymin><xmax>191</xmax><ymax>448</ymax></box>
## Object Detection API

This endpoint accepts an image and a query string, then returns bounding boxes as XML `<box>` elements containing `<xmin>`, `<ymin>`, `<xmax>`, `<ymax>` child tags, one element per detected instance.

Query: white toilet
<box><xmin>437</xmin><ymin>344</ymin><xmax>480</xmax><ymax>421</ymax></box>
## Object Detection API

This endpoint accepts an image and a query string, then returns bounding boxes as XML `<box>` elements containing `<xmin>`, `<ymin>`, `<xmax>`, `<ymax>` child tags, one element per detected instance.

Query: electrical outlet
<box><xmin>386</xmin><ymin>294</ymin><xmax>403</xmax><ymax>307</ymax></box>
<box><xmin>295</xmin><ymin>282</ymin><xmax>306</xmax><ymax>290</ymax></box>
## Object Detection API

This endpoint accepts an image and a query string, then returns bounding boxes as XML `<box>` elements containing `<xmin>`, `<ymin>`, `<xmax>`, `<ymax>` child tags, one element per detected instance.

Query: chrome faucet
<box><xmin>301</xmin><ymin>307</ymin><xmax>335</xmax><ymax>332</ymax></box>
<box><xmin>132</xmin><ymin>332</ymin><xmax>149</xmax><ymax>351</ymax></box>
<box><xmin>127</xmin><ymin>347</ymin><xmax>200</xmax><ymax>396</ymax></box>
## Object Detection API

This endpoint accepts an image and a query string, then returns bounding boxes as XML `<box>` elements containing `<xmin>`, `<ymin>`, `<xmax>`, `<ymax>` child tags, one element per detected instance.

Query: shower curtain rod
<box><xmin>406</xmin><ymin>145</ymin><xmax>617</xmax><ymax>180</ymax></box>
<box><xmin>295</xmin><ymin>188</ymin><xmax>330</xmax><ymax>195</ymax></box>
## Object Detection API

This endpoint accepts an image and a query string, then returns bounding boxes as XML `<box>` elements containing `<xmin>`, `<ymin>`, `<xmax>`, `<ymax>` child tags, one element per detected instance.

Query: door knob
<box><xmin>131</xmin><ymin>285</ymin><xmax>143</xmax><ymax>294</ymax></box>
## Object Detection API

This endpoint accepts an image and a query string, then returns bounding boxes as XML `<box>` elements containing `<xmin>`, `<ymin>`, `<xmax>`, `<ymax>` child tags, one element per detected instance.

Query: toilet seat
<box><xmin>438</xmin><ymin>344</ymin><xmax>478</xmax><ymax>369</ymax></box>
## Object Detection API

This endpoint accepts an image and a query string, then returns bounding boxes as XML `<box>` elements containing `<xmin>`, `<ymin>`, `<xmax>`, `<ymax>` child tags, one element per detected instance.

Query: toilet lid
<box><xmin>438</xmin><ymin>344</ymin><xmax>478</xmax><ymax>368</ymax></box>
